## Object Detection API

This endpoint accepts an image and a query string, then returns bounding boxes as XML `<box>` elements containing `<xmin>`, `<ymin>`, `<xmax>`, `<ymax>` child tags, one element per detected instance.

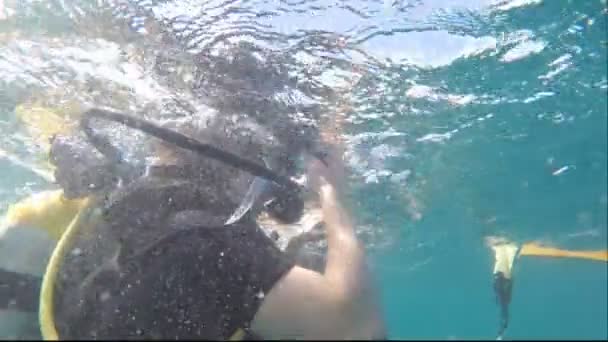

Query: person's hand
<box><xmin>305</xmin><ymin>157</ymin><xmax>331</xmax><ymax>194</ymax></box>
<box><xmin>305</xmin><ymin>145</ymin><xmax>345</xmax><ymax>196</ymax></box>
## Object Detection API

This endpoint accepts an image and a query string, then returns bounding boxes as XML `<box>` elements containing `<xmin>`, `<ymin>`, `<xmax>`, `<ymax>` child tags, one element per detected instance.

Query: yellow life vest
<box><xmin>2</xmin><ymin>190</ymin><xmax>89</xmax><ymax>242</ymax></box>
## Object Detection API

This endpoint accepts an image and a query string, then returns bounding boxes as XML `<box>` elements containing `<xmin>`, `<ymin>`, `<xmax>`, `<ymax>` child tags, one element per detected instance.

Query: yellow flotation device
<box><xmin>0</xmin><ymin>188</ymin><xmax>92</xmax><ymax>340</ymax></box>
<box><xmin>519</xmin><ymin>242</ymin><xmax>608</xmax><ymax>262</ymax></box>
<box><xmin>1</xmin><ymin>190</ymin><xmax>89</xmax><ymax>241</ymax></box>
<box><xmin>39</xmin><ymin>197</ymin><xmax>94</xmax><ymax>341</ymax></box>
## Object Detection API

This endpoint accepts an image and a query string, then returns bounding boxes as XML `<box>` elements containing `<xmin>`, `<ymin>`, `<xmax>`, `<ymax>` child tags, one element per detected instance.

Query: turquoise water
<box><xmin>1</xmin><ymin>0</ymin><xmax>607</xmax><ymax>340</ymax></box>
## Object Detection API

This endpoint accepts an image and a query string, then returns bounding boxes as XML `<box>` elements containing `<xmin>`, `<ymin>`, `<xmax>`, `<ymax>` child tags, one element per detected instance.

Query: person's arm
<box><xmin>251</xmin><ymin>157</ymin><xmax>381</xmax><ymax>339</ymax></box>
<box><xmin>252</xmin><ymin>51</ymin><xmax>382</xmax><ymax>338</ymax></box>
<box><xmin>317</xmin><ymin>181</ymin><xmax>365</xmax><ymax>300</ymax></box>
<box><xmin>301</xmin><ymin>60</ymin><xmax>366</xmax><ymax>295</ymax></box>
<box><xmin>251</xmin><ymin>203</ymin><xmax>369</xmax><ymax>339</ymax></box>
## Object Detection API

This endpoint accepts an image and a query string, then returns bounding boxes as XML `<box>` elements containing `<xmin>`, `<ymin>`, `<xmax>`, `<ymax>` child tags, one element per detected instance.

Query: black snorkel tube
<box><xmin>80</xmin><ymin>108</ymin><xmax>305</xmax><ymax>224</ymax></box>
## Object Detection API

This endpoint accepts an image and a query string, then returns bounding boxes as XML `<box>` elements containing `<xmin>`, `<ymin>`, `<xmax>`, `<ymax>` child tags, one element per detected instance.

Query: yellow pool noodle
<box><xmin>519</xmin><ymin>243</ymin><xmax>608</xmax><ymax>262</ymax></box>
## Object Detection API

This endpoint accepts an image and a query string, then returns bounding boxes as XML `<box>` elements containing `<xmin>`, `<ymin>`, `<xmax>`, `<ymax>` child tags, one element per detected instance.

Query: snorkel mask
<box><xmin>75</xmin><ymin>108</ymin><xmax>308</xmax><ymax>225</ymax></box>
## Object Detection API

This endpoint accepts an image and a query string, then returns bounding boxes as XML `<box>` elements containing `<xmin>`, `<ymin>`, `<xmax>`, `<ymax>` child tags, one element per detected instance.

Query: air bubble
<box><xmin>100</xmin><ymin>291</ymin><xmax>111</xmax><ymax>302</ymax></box>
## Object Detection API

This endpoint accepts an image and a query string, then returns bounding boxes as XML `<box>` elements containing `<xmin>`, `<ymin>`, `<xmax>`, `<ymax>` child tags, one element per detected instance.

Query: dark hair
<box><xmin>191</xmin><ymin>41</ymin><xmax>326</xmax><ymax>168</ymax></box>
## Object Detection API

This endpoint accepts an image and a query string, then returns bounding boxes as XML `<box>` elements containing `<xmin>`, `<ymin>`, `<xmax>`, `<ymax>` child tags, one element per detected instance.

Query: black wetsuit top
<box><xmin>0</xmin><ymin>116</ymin><xmax>304</xmax><ymax>339</ymax></box>
<box><xmin>55</xmin><ymin>216</ymin><xmax>295</xmax><ymax>340</ymax></box>
<box><xmin>51</xmin><ymin>159</ymin><xmax>297</xmax><ymax>340</ymax></box>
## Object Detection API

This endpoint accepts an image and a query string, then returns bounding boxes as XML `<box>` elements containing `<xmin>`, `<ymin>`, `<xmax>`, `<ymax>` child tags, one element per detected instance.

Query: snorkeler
<box><xmin>41</xmin><ymin>109</ymin><xmax>385</xmax><ymax>340</ymax></box>
<box><xmin>0</xmin><ymin>105</ymin><xmax>385</xmax><ymax>340</ymax></box>
<box><xmin>485</xmin><ymin>235</ymin><xmax>608</xmax><ymax>340</ymax></box>
<box><xmin>0</xmin><ymin>27</ymin><xmax>386</xmax><ymax>337</ymax></box>
<box><xmin>486</xmin><ymin>236</ymin><xmax>518</xmax><ymax>340</ymax></box>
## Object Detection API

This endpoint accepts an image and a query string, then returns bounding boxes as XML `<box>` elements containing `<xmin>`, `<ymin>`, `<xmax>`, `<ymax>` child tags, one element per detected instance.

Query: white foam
<box><xmin>539</xmin><ymin>59</ymin><xmax>571</xmax><ymax>80</ymax></box>
<box><xmin>491</xmin><ymin>0</ymin><xmax>543</xmax><ymax>12</ymax></box>
<box><xmin>522</xmin><ymin>91</ymin><xmax>555</xmax><ymax>103</ymax></box>
<box><xmin>416</xmin><ymin>132</ymin><xmax>453</xmax><ymax>143</ymax></box>
<box><xmin>406</xmin><ymin>84</ymin><xmax>477</xmax><ymax>106</ymax></box>
<box><xmin>366</xmin><ymin>30</ymin><xmax>497</xmax><ymax>69</ymax></box>
<box><xmin>500</xmin><ymin>40</ymin><xmax>546</xmax><ymax>63</ymax></box>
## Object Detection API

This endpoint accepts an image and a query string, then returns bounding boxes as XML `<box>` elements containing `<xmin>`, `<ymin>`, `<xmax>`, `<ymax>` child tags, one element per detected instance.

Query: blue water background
<box><xmin>0</xmin><ymin>0</ymin><xmax>606</xmax><ymax>339</ymax></box>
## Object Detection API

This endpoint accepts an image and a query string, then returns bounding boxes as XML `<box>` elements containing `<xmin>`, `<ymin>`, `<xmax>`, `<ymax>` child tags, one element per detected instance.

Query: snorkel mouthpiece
<box><xmin>264</xmin><ymin>185</ymin><xmax>304</xmax><ymax>224</ymax></box>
